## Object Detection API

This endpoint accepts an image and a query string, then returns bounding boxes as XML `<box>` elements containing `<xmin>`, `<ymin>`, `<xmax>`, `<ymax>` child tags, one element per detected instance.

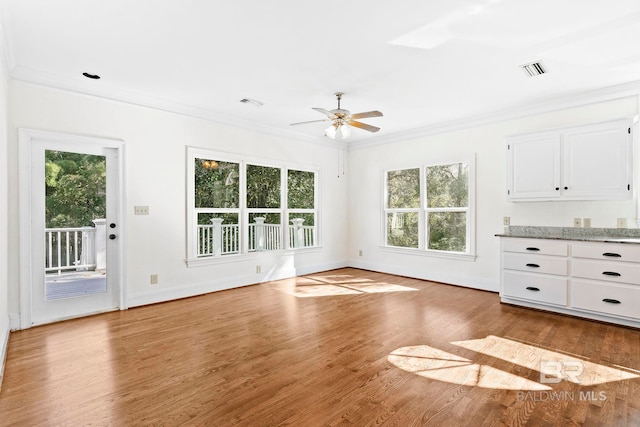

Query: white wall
<box><xmin>0</xmin><ymin>39</ymin><xmax>9</xmax><ymax>380</ymax></box>
<box><xmin>7</xmin><ymin>81</ymin><xmax>348</xmax><ymax>315</ymax></box>
<box><xmin>5</xmin><ymin>79</ymin><xmax>639</xmax><ymax>324</ymax></box>
<box><xmin>348</xmin><ymin>96</ymin><xmax>638</xmax><ymax>292</ymax></box>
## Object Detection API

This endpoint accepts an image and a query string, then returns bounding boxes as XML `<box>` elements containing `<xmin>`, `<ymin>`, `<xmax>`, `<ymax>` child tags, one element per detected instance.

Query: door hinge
<box><xmin>629</xmin><ymin>127</ymin><xmax>631</xmax><ymax>134</ymax></box>
<box><xmin>507</xmin><ymin>144</ymin><xmax>510</xmax><ymax>150</ymax></box>
<box><xmin>507</xmin><ymin>189</ymin><xmax>510</xmax><ymax>195</ymax></box>
<box><xmin>628</xmin><ymin>184</ymin><xmax>631</xmax><ymax>191</ymax></box>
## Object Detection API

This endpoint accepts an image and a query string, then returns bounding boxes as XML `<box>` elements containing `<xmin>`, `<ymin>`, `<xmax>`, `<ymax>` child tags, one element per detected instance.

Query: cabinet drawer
<box><xmin>572</xmin><ymin>243</ymin><xmax>640</xmax><ymax>263</ymax></box>
<box><xmin>503</xmin><ymin>238</ymin><xmax>568</xmax><ymax>256</ymax></box>
<box><xmin>503</xmin><ymin>271</ymin><xmax>567</xmax><ymax>305</ymax></box>
<box><xmin>572</xmin><ymin>259</ymin><xmax>640</xmax><ymax>285</ymax></box>
<box><xmin>571</xmin><ymin>280</ymin><xmax>640</xmax><ymax>319</ymax></box>
<box><xmin>503</xmin><ymin>253</ymin><xmax>568</xmax><ymax>275</ymax></box>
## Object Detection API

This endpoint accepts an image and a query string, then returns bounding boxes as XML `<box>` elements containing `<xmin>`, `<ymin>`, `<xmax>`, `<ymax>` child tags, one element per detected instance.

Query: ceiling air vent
<box><xmin>240</xmin><ymin>98</ymin><xmax>263</xmax><ymax>107</ymax></box>
<box><xmin>520</xmin><ymin>61</ymin><xmax>546</xmax><ymax>77</ymax></box>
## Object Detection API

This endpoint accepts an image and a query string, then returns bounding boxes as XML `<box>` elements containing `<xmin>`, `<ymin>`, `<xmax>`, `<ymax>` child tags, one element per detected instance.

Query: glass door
<box><xmin>29</xmin><ymin>138</ymin><xmax>119</xmax><ymax>325</ymax></box>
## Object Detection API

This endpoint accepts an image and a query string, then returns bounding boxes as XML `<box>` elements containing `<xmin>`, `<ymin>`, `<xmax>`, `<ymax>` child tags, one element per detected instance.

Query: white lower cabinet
<box><xmin>571</xmin><ymin>280</ymin><xmax>640</xmax><ymax>319</ymax></box>
<box><xmin>501</xmin><ymin>238</ymin><xmax>640</xmax><ymax>327</ymax></box>
<box><xmin>503</xmin><ymin>271</ymin><xmax>567</xmax><ymax>306</ymax></box>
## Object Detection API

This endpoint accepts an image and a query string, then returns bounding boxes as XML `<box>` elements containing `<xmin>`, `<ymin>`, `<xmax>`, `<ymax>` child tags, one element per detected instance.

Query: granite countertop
<box><xmin>495</xmin><ymin>226</ymin><xmax>640</xmax><ymax>244</ymax></box>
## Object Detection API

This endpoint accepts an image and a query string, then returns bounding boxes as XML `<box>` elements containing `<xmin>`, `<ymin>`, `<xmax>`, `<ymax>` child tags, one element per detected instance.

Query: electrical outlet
<box><xmin>150</xmin><ymin>274</ymin><xmax>158</xmax><ymax>285</ymax></box>
<box><xmin>617</xmin><ymin>218</ymin><xmax>627</xmax><ymax>228</ymax></box>
<box><xmin>256</xmin><ymin>265</ymin><xmax>261</xmax><ymax>274</ymax></box>
<box><xmin>134</xmin><ymin>206</ymin><xmax>150</xmax><ymax>215</ymax></box>
<box><xmin>358</xmin><ymin>249</ymin><xmax>363</xmax><ymax>256</ymax></box>
<box><xmin>583</xmin><ymin>218</ymin><xmax>591</xmax><ymax>228</ymax></box>
<box><xmin>503</xmin><ymin>216</ymin><xmax>510</xmax><ymax>226</ymax></box>
<box><xmin>573</xmin><ymin>218</ymin><xmax>582</xmax><ymax>227</ymax></box>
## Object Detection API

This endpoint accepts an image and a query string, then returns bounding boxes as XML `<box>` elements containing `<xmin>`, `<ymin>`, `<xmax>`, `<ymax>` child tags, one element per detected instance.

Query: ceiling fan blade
<box><xmin>290</xmin><ymin>119</ymin><xmax>330</xmax><ymax>126</ymax></box>
<box><xmin>312</xmin><ymin>107</ymin><xmax>337</xmax><ymax>119</ymax></box>
<box><xmin>348</xmin><ymin>120</ymin><xmax>380</xmax><ymax>133</ymax></box>
<box><xmin>350</xmin><ymin>110</ymin><xmax>383</xmax><ymax>120</ymax></box>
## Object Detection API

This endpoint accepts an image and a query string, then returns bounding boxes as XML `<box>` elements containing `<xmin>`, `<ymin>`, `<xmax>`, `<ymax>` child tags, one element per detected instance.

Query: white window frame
<box><xmin>186</xmin><ymin>147</ymin><xmax>320</xmax><ymax>267</ymax></box>
<box><xmin>381</xmin><ymin>155</ymin><xmax>476</xmax><ymax>261</ymax></box>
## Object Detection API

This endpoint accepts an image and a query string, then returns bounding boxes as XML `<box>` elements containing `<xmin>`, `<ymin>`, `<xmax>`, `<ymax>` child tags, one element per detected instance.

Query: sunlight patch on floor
<box><xmin>272</xmin><ymin>274</ymin><xmax>418</xmax><ymax>298</ymax></box>
<box><xmin>278</xmin><ymin>284</ymin><xmax>362</xmax><ymax>298</ymax></box>
<box><xmin>389</xmin><ymin>335</ymin><xmax>639</xmax><ymax>390</ymax></box>
<box><xmin>452</xmin><ymin>335</ymin><xmax>640</xmax><ymax>386</ymax></box>
<box><xmin>389</xmin><ymin>345</ymin><xmax>551</xmax><ymax>391</ymax></box>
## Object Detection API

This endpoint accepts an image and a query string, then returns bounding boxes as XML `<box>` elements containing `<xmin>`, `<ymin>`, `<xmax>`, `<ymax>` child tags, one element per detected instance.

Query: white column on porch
<box><xmin>254</xmin><ymin>217</ymin><xmax>265</xmax><ymax>251</ymax></box>
<box><xmin>93</xmin><ymin>218</ymin><xmax>107</xmax><ymax>271</ymax></box>
<box><xmin>290</xmin><ymin>218</ymin><xmax>304</xmax><ymax>248</ymax></box>
<box><xmin>211</xmin><ymin>218</ymin><xmax>224</xmax><ymax>256</ymax></box>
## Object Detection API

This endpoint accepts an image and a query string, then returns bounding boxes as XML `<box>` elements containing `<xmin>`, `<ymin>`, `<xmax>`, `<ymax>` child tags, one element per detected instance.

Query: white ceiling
<box><xmin>2</xmin><ymin>0</ymin><xmax>640</xmax><ymax>144</ymax></box>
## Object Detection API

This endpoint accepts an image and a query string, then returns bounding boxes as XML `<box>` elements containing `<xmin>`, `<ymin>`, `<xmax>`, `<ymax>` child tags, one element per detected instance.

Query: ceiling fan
<box><xmin>290</xmin><ymin>92</ymin><xmax>383</xmax><ymax>139</ymax></box>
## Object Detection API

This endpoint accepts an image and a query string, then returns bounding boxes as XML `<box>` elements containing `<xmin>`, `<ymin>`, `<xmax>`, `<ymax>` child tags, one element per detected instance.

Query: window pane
<box><xmin>288</xmin><ymin>170</ymin><xmax>315</xmax><ymax>209</ymax></box>
<box><xmin>386</xmin><ymin>212</ymin><xmax>419</xmax><ymax>248</ymax></box>
<box><xmin>247</xmin><ymin>165</ymin><xmax>281</xmax><ymax>208</ymax></box>
<box><xmin>249</xmin><ymin>213</ymin><xmax>282</xmax><ymax>251</ymax></box>
<box><xmin>197</xmin><ymin>213</ymin><xmax>239</xmax><ymax>257</ymax></box>
<box><xmin>194</xmin><ymin>159</ymin><xmax>239</xmax><ymax>208</ymax></box>
<box><xmin>387</xmin><ymin>169</ymin><xmax>420</xmax><ymax>209</ymax></box>
<box><xmin>428</xmin><ymin>212</ymin><xmax>466</xmax><ymax>252</ymax></box>
<box><xmin>426</xmin><ymin>163</ymin><xmax>468</xmax><ymax>208</ymax></box>
<box><xmin>289</xmin><ymin>213</ymin><xmax>315</xmax><ymax>248</ymax></box>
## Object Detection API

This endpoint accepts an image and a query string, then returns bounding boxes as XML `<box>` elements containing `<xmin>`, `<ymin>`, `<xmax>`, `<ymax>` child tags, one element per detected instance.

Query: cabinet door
<box><xmin>562</xmin><ymin>120</ymin><xmax>631</xmax><ymax>200</ymax></box>
<box><xmin>507</xmin><ymin>133</ymin><xmax>561</xmax><ymax>200</ymax></box>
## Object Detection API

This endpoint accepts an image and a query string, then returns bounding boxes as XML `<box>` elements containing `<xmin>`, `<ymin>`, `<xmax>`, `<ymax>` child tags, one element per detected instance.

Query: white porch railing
<box><xmin>288</xmin><ymin>218</ymin><xmax>315</xmax><ymax>248</ymax></box>
<box><xmin>197</xmin><ymin>217</ymin><xmax>315</xmax><ymax>257</ymax></box>
<box><xmin>198</xmin><ymin>221</ymin><xmax>240</xmax><ymax>256</ymax></box>
<box><xmin>248</xmin><ymin>218</ymin><xmax>282</xmax><ymax>252</ymax></box>
<box><xmin>45</xmin><ymin>226</ymin><xmax>96</xmax><ymax>274</ymax></box>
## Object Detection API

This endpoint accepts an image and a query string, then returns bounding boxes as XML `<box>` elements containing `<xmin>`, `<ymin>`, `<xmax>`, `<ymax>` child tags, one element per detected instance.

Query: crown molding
<box><xmin>348</xmin><ymin>80</ymin><xmax>640</xmax><ymax>151</ymax></box>
<box><xmin>0</xmin><ymin>1</ymin><xmax>14</xmax><ymax>78</ymax></box>
<box><xmin>7</xmin><ymin>62</ymin><xmax>640</xmax><ymax>153</ymax></box>
<box><xmin>9</xmin><ymin>64</ymin><xmax>345</xmax><ymax>148</ymax></box>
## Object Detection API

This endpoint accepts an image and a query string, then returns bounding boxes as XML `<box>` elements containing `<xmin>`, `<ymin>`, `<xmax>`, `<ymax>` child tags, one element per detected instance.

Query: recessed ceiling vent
<box><xmin>520</xmin><ymin>61</ymin><xmax>547</xmax><ymax>77</ymax></box>
<box><xmin>240</xmin><ymin>98</ymin><xmax>263</xmax><ymax>107</ymax></box>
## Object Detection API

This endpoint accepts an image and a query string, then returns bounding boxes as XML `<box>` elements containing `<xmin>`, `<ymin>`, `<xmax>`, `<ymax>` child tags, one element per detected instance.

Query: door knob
<box><xmin>109</xmin><ymin>234</ymin><xmax>117</xmax><ymax>240</ymax></box>
<box><xmin>110</xmin><ymin>223</ymin><xmax>116</xmax><ymax>228</ymax></box>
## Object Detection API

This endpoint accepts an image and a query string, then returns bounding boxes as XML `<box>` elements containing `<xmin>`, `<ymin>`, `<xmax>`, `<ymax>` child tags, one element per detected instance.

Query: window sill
<box><xmin>379</xmin><ymin>245</ymin><xmax>476</xmax><ymax>262</ymax></box>
<box><xmin>186</xmin><ymin>246</ymin><xmax>323</xmax><ymax>268</ymax></box>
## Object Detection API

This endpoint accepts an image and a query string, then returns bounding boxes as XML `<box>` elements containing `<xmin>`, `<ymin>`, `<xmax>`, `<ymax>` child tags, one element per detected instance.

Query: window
<box><xmin>384</xmin><ymin>157</ymin><xmax>475</xmax><ymax>258</ymax></box>
<box><xmin>385</xmin><ymin>168</ymin><xmax>420</xmax><ymax>249</ymax></box>
<box><xmin>247</xmin><ymin>164</ymin><xmax>282</xmax><ymax>251</ymax></box>
<box><xmin>287</xmin><ymin>169</ymin><xmax>316</xmax><ymax>248</ymax></box>
<box><xmin>187</xmin><ymin>148</ymin><xmax>318</xmax><ymax>264</ymax></box>
<box><xmin>194</xmin><ymin>158</ymin><xmax>240</xmax><ymax>257</ymax></box>
<box><xmin>426</xmin><ymin>162</ymin><xmax>469</xmax><ymax>252</ymax></box>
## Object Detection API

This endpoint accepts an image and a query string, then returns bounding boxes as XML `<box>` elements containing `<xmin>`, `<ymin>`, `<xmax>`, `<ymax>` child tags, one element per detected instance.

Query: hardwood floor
<box><xmin>1</xmin><ymin>268</ymin><xmax>639</xmax><ymax>426</ymax></box>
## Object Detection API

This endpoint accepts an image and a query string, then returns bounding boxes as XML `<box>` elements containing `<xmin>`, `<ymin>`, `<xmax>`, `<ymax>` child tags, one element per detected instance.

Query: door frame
<box><xmin>18</xmin><ymin>128</ymin><xmax>126</xmax><ymax>329</ymax></box>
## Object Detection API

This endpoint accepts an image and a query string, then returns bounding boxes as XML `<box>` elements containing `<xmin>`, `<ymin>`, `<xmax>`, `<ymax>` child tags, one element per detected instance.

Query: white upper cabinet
<box><xmin>507</xmin><ymin>132</ymin><xmax>561</xmax><ymax>200</ymax></box>
<box><xmin>507</xmin><ymin>119</ymin><xmax>633</xmax><ymax>201</ymax></box>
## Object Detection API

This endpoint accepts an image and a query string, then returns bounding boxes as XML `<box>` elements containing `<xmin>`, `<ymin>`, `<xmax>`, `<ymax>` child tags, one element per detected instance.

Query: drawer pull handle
<box><xmin>602</xmin><ymin>271</ymin><xmax>621</xmax><ymax>277</ymax></box>
<box><xmin>602</xmin><ymin>298</ymin><xmax>621</xmax><ymax>304</ymax></box>
<box><xmin>526</xmin><ymin>287</ymin><xmax>540</xmax><ymax>292</ymax></box>
<box><xmin>526</xmin><ymin>247</ymin><xmax>540</xmax><ymax>251</ymax></box>
<box><xmin>525</xmin><ymin>263</ymin><xmax>540</xmax><ymax>268</ymax></box>
<box><xmin>602</xmin><ymin>252</ymin><xmax>622</xmax><ymax>258</ymax></box>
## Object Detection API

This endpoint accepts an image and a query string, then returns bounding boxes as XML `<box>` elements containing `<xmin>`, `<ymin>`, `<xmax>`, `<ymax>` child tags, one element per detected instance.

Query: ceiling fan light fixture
<box><xmin>325</xmin><ymin>124</ymin><xmax>337</xmax><ymax>139</ymax></box>
<box><xmin>291</xmin><ymin>92</ymin><xmax>383</xmax><ymax>139</ymax></box>
<box><xmin>340</xmin><ymin>123</ymin><xmax>351</xmax><ymax>139</ymax></box>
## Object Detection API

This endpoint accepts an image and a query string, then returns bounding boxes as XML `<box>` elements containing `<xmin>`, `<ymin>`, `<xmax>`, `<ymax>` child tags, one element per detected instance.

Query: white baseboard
<box><xmin>127</xmin><ymin>260</ymin><xmax>349</xmax><ymax>308</ymax></box>
<box><xmin>0</xmin><ymin>315</ymin><xmax>9</xmax><ymax>392</ymax></box>
<box><xmin>9</xmin><ymin>314</ymin><xmax>20</xmax><ymax>331</ymax></box>
<box><xmin>347</xmin><ymin>259</ymin><xmax>499</xmax><ymax>293</ymax></box>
